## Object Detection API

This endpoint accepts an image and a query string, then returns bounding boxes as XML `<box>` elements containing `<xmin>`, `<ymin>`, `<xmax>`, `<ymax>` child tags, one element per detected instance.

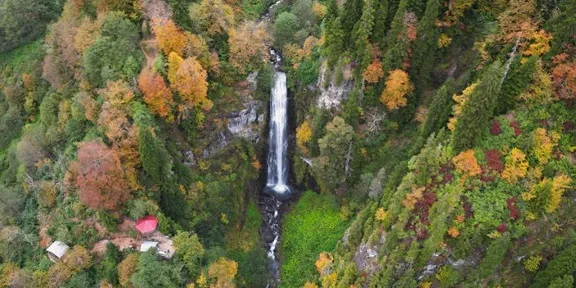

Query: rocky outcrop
<box><xmin>201</xmin><ymin>72</ymin><xmax>265</xmax><ymax>158</ymax></box>
<box><xmin>316</xmin><ymin>61</ymin><xmax>355</xmax><ymax>109</ymax></box>
<box><xmin>226</xmin><ymin>99</ymin><xmax>265</xmax><ymax>142</ymax></box>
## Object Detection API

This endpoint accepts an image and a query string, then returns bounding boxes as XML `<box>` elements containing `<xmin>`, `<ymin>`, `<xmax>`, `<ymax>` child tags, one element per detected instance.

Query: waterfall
<box><xmin>266</xmin><ymin>71</ymin><xmax>290</xmax><ymax>194</ymax></box>
<box><xmin>262</xmin><ymin>48</ymin><xmax>290</xmax><ymax>288</ymax></box>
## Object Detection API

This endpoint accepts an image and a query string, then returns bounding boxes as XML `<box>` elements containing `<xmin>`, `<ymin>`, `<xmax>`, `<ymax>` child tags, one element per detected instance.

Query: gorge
<box><xmin>261</xmin><ymin>48</ymin><xmax>291</xmax><ymax>287</ymax></box>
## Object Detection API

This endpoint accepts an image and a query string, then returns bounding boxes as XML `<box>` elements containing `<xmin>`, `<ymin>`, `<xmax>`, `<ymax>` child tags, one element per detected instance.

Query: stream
<box><xmin>260</xmin><ymin>48</ymin><xmax>291</xmax><ymax>287</ymax></box>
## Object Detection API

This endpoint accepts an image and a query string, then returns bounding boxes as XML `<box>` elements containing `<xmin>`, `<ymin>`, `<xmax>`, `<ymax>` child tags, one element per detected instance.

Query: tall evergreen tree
<box><xmin>452</xmin><ymin>61</ymin><xmax>504</xmax><ymax>152</ymax></box>
<box><xmin>407</xmin><ymin>0</ymin><xmax>428</xmax><ymax>18</ymax></box>
<box><xmin>410</xmin><ymin>0</ymin><xmax>440</xmax><ymax>90</ymax></box>
<box><xmin>381</xmin><ymin>0</ymin><xmax>410</xmax><ymax>73</ymax></box>
<box><xmin>545</xmin><ymin>0</ymin><xmax>576</xmax><ymax>58</ymax></box>
<box><xmin>353</xmin><ymin>0</ymin><xmax>376</xmax><ymax>70</ymax></box>
<box><xmin>324</xmin><ymin>0</ymin><xmax>344</xmax><ymax>67</ymax></box>
<box><xmin>418</xmin><ymin>79</ymin><xmax>454</xmax><ymax>145</ymax></box>
<box><xmin>495</xmin><ymin>56</ymin><xmax>537</xmax><ymax>115</ymax></box>
<box><xmin>340</xmin><ymin>0</ymin><xmax>364</xmax><ymax>42</ymax></box>
<box><xmin>138</xmin><ymin>126</ymin><xmax>172</xmax><ymax>185</ymax></box>
<box><xmin>371</xmin><ymin>0</ymin><xmax>389</xmax><ymax>48</ymax></box>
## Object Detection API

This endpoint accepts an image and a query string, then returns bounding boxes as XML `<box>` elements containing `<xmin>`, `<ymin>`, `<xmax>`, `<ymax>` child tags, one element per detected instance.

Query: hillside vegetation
<box><xmin>0</xmin><ymin>0</ymin><xmax>575</xmax><ymax>287</ymax></box>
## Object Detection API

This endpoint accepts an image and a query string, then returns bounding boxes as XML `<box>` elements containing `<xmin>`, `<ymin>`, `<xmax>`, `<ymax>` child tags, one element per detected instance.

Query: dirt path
<box><xmin>140</xmin><ymin>39</ymin><xmax>159</xmax><ymax>69</ymax></box>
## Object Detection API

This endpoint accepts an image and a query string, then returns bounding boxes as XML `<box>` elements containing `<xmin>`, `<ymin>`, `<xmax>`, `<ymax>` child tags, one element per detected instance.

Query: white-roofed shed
<box><xmin>46</xmin><ymin>241</ymin><xmax>70</xmax><ymax>262</ymax></box>
<box><xmin>139</xmin><ymin>241</ymin><xmax>159</xmax><ymax>252</ymax></box>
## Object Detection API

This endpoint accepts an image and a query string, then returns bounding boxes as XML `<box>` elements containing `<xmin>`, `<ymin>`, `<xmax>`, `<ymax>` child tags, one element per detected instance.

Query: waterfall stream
<box><xmin>266</xmin><ymin>70</ymin><xmax>289</xmax><ymax>194</ymax></box>
<box><xmin>261</xmin><ymin>48</ymin><xmax>290</xmax><ymax>287</ymax></box>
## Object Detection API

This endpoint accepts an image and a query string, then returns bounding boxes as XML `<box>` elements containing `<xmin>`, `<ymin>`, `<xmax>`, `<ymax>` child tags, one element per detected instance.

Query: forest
<box><xmin>0</xmin><ymin>0</ymin><xmax>575</xmax><ymax>287</ymax></box>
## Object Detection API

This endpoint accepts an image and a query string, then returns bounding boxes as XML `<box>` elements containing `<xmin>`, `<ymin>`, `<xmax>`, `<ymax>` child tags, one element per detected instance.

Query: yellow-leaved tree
<box><xmin>531</xmin><ymin>128</ymin><xmax>560</xmax><ymax>165</ymax></box>
<box><xmin>522</xmin><ymin>174</ymin><xmax>572</xmax><ymax>214</ymax></box>
<box><xmin>296</xmin><ymin>121</ymin><xmax>312</xmax><ymax>154</ymax></box>
<box><xmin>502</xmin><ymin>148</ymin><xmax>529</xmax><ymax>183</ymax></box>
<box><xmin>168</xmin><ymin>51</ymin><xmax>184</xmax><ymax>85</ymax></box>
<box><xmin>448</xmin><ymin>83</ymin><xmax>477</xmax><ymax>131</ymax></box>
<box><xmin>207</xmin><ymin>257</ymin><xmax>238</xmax><ymax>287</ymax></box>
<box><xmin>380</xmin><ymin>69</ymin><xmax>413</xmax><ymax>111</ymax></box>
<box><xmin>154</xmin><ymin>19</ymin><xmax>187</xmax><ymax>56</ymax></box>
<box><xmin>172</xmin><ymin>57</ymin><xmax>212</xmax><ymax>112</ymax></box>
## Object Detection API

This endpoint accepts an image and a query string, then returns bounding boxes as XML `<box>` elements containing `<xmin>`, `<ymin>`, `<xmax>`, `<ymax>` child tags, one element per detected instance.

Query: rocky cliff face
<box><xmin>226</xmin><ymin>99</ymin><xmax>265</xmax><ymax>142</ymax></box>
<box><xmin>201</xmin><ymin>72</ymin><xmax>265</xmax><ymax>158</ymax></box>
<box><xmin>316</xmin><ymin>61</ymin><xmax>355</xmax><ymax>109</ymax></box>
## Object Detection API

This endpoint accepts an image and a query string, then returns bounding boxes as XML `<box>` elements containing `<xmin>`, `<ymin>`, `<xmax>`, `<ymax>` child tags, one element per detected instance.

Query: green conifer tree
<box><xmin>545</xmin><ymin>0</ymin><xmax>576</xmax><ymax>58</ymax></box>
<box><xmin>452</xmin><ymin>61</ymin><xmax>504</xmax><ymax>152</ymax></box>
<box><xmin>353</xmin><ymin>0</ymin><xmax>376</xmax><ymax>71</ymax></box>
<box><xmin>138</xmin><ymin>126</ymin><xmax>172</xmax><ymax>185</ymax></box>
<box><xmin>381</xmin><ymin>0</ymin><xmax>410</xmax><ymax>73</ymax></box>
<box><xmin>324</xmin><ymin>0</ymin><xmax>344</xmax><ymax>67</ymax></box>
<box><xmin>416</xmin><ymin>79</ymin><xmax>454</xmax><ymax>149</ymax></box>
<box><xmin>495</xmin><ymin>56</ymin><xmax>537</xmax><ymax>115</ymax></box>
<box><xmin>410</xmin><ymin>0</ymin><xmax>440</xmax><ymax>90</ymax></box>
<box><xmin>371</xmin><ymin>0</ymin><xmax>389</xmax><ymax>48</ymax></box>
<box><xmin>341</xmin><ymin>0</ymin><xmax>364</xmax><ymax>42</ymax></box>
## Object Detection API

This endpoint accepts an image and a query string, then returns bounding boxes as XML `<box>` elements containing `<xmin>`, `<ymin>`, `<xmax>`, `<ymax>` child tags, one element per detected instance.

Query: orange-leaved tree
<box><xmin>362</xmin><ymin>59</ymin><xmax>384</xmax><ymax>84</ymax></box>
<box><xmin>138</xmin><ymin>69</ymin><xmax>173</xmax><ymax>118</ymax></box>
<box><xmin>380</xmin><ymin>69</ymin><xmax>413</xmax><ymax>111</ymax></box>
<box><xmin>452</xmin><ymin>149</ymin><xmax>482</xmax><ymax>178</ymax></box>
<box><xmin>71</xmin><ymin>141</ymin><xmax>130</xmax><ymax>211</ymax></box>
<box><xmin>551</xmin><ymin>53</ymin><xmax>576</xmax><ymax>100</ymax></box>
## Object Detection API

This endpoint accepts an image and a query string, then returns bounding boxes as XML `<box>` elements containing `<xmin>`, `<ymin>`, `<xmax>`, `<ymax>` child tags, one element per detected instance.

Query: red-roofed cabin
<box><xmin>135</xmin><ymin>215</ymin><xmax>158</xmax><ymax>235</ymax></box>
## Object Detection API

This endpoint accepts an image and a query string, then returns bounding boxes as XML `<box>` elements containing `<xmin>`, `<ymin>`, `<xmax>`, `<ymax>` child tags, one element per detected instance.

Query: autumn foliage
<box><xmin>229</xmin><ymin>21</ymin><xmax>271</xmax><ymax>74</ymax></box>
<box><xmin>380</xmin><ymin>69</ymin><xmax>413</xmax><ymax>111</ymax></box>
<box><xmin>315</xmin><ymin>252</ymin><xmax>333</xmax><ymax>275</ymax></box>
<box><xmin>207</xmin><ymin>257</ymin><xmax>238</xmax><ymax>286</ymax></box>
<box><xmin>172</xmin><ymin>57</ymin><xmax>212</xmax><ymax>111</ymax></box>
<box><xmin>296</xmin><ymin>121</ymin><xmax>312</xmax><ymax>153</ymax></box>
<box><xmin>551</xmin><ymin>53</ymin><xmax>576</xmax><ymax>100</ymax></box>
<box><xmin>118</xmin><ymin>253</ymin><xmax>139</xmax><ymax>287</ymax></box>
<box><xmin>154</xmin><ymin>19</ymin><xmax>187</xmax><ymax>56</ymax></box>
<box><xmin>485</xmin><ymin>149</ymin><xmax>504</xmax><ymax>172</ymax></box>
<box><xmin>452</xmin><ymin>150</ymin><xmax>482</xmax><ymax>178</ymax></box>
<box><xmin>167</xmin><ymin>51</ymin><xmax>184</xmax><ymax>85</ymax></box>
<box><xmin>448</xmin><ymin>83</ymin><xmax>477</xmax><ymax>131</ymax></box>
<box><xmin>402</xmin><ymin>186</ymin><xmax>425</xmax><ymax>210</ymax></box>
<box><xmin>502</xmin><ymin>148</ymin><xmax>528</xmax><ymax>183</ymax></box>
<box><xmin>138</xmin><ymin>69</ymin><xmax>173</xmax><ymax>117</ymax></box>
<box><xmin>531</xmin><ymin>128</ymin><xmax>559</xmax><ymax>165</ymax></box>
<box><xmin>71</xmin><ymin>141</ymin><xmax>130</xmax><ymax>210</ymax></box>
<box><xmin>523</xmin><ymin>174</ymin><xmax>572</xmax><ymax>214</ymax></box>
<box><xmin>362</xmin><ymin>60</ymin><xmax>384</xmax><ymax>83</ymax></box>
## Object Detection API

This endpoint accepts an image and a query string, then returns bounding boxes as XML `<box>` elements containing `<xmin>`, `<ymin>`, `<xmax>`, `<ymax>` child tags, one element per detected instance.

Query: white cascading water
<box><xmin>263</xmin><ymin>48</ymin><xmax>288</xmax><ymax>287</ymax></box>
<box><xmin>266</xmin><ymin>70</ymin><xmax>290</xmax><ymax>194</ymax></box>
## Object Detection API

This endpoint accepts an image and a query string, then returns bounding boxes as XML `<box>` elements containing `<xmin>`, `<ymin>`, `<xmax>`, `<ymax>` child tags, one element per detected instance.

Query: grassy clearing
<box><xmin>281</xmin><ymin>191</ymin><xmax>348</xmax><ymax>288</ymax></box>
